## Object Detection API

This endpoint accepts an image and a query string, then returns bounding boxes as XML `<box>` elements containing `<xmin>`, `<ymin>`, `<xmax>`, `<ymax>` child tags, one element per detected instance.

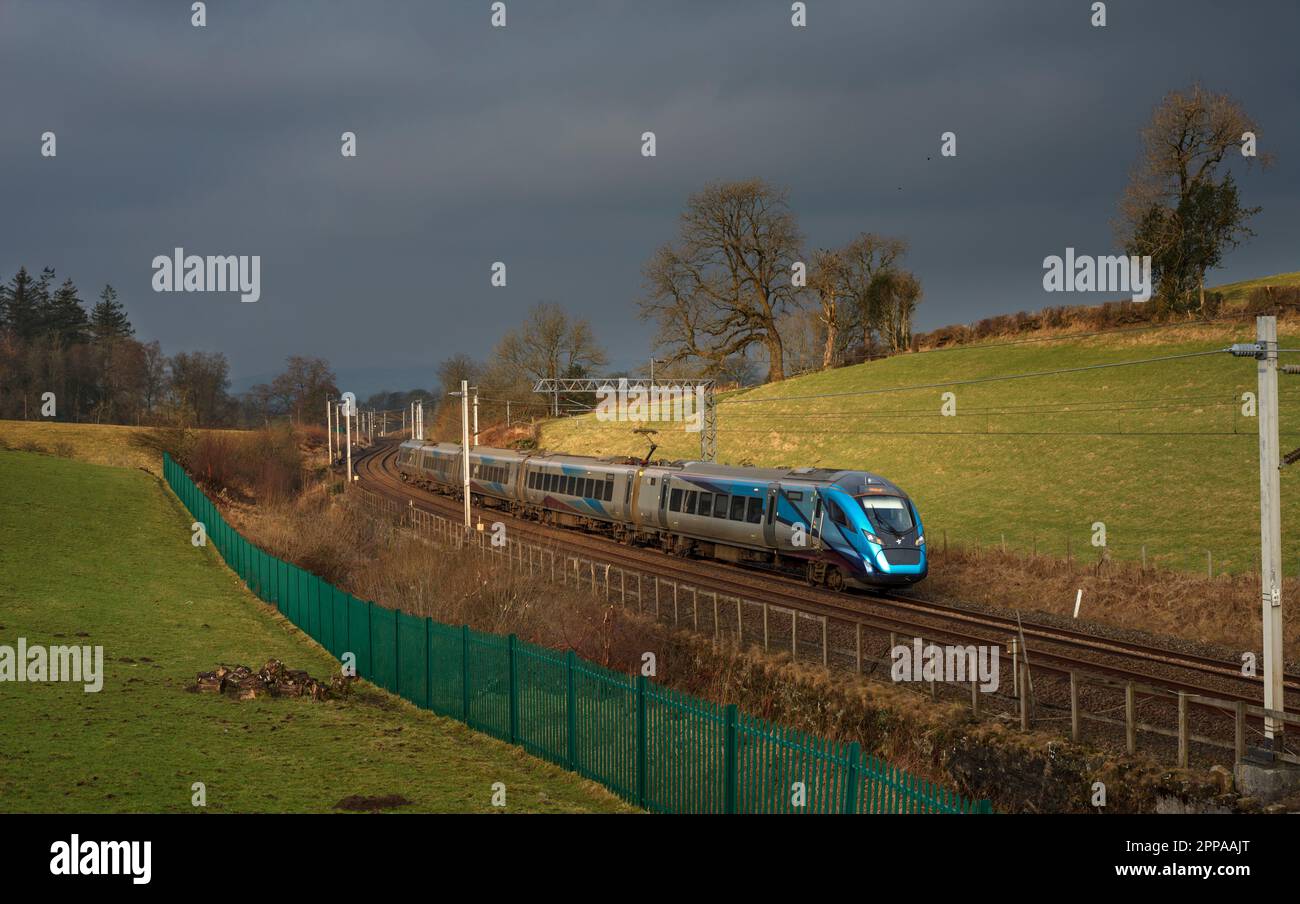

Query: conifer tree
<box><xmin>89</xmin><ymin>284</ymin><xmax>133</xmax><ymax>342</ymax></box>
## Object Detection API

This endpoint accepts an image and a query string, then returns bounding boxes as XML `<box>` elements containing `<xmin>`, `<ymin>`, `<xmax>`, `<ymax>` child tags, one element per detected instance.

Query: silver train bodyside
<box><xmin>395</xmin><ymin>440</ymin><xmax>927</xmax><ymax>589</ymax></box>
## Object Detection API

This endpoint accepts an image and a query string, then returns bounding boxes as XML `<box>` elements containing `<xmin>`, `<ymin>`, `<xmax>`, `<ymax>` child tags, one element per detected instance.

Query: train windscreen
<box><xmin>857</xmin><ymin>496</ymin><xmax>913</xmax><ymax>533</ymax></box>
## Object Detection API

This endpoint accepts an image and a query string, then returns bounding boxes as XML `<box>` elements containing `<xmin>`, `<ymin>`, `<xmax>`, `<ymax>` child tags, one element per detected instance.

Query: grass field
<box><xmin>0</xmin><ymin>451</ymin><xmax>631</xmax><ymax>813</ymax></box>
<box><xmin>0</xmin><ymin>420</ymin><xmax>170</xmax><ymax>475</ymax></box>
<box><xmin>543</xmin><ymin>314</ymin><xmax>1300</xmax><ymax>576</ymax></box>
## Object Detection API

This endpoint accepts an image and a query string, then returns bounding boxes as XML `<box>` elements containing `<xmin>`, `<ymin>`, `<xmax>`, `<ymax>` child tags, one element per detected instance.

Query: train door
<box><xmin>658</xmin><ymin>476</ymin><xmax>670</xmax><ymax>529</ymax></box>
<box><xmin>810</xmin><ymin>491</ymin><xmax>824</xmax><ymax>550</ymax></box>
<box><xmin>763</xmin><ymin>483</ymin><xmax>779</xmax><ymax>548</ymax></box>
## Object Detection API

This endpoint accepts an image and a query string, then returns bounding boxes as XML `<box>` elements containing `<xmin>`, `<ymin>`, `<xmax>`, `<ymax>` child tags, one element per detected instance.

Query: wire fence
<box><xmin>163</xmin><ymin>452</ymin><xmax>991</xmax><ymax>814</ymax></box>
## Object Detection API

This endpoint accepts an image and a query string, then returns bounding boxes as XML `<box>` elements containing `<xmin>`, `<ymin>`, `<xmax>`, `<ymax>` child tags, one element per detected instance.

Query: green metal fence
<box><xmin>163</xmin><ymin>453</ymin><xmax>991</xmax><ymax>814</ymax></box>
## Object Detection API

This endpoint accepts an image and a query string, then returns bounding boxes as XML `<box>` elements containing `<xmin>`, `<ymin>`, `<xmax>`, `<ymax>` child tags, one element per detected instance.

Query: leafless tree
<box><xmin>269</xmin><ymin>355</ymin><xmax>338</xmax><ymax>425</ymax></box>
<box><xmin>494</xmin><ymin>301</ymin><xmax>607</xmax><ymax>414</ymax></box>
<box><xmin>837</xmin><ymin>233</ymin><xmax>908</xmax><ymax>351</ymax></box>
<box><xmin>640</xmin><ymin>179</ymin><xmax>803</xmax><ymax>383</ymax></box>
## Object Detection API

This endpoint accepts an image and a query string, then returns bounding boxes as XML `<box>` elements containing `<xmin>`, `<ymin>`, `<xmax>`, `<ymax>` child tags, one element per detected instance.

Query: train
<box><xmin>395</xmin><ymin>440</ymin><xmax>927</xmax><ymax>590</ymax></box>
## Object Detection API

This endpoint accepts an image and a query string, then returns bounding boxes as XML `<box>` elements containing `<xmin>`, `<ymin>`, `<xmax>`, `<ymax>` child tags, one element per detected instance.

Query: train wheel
<box><xmin>825</xmin><ymin>567</ymin><xmax>846</xmax><ymax>592</ymax></box>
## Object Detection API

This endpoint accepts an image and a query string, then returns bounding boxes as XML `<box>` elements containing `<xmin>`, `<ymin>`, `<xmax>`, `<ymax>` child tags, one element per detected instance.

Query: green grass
<box><xmin>0</xmin><ymin>451</ymin><xmax>632</xmax><ymax>813</ymax></box>
<box><xmin>544</xmin><ymin>314</ymin><xmax>1300</xmax><ymax>576</ymax></box>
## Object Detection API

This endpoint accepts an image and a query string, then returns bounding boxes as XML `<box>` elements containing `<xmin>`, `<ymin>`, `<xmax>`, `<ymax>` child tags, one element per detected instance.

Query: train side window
<box><xmin>585</xmin><ymin>478</ymin><xmax>595</xmax><ymax>498</ymax></box>
<box><xmin>698</xmin><ymin>492</ymin><xmax>712</xmax><ymax>516</ymax></box>
<box><xmin>603</xmin><ymin>480</ymin><xmax>613</xmax><ymax>501</ymax></box>
<box><xmin>712</xmin><ymin>494</ymin><xmax>729</xmax><ymax>518</ymax></box>
<box><xmin>827</xmin><ymin>499</ymin><xmax>847</xmax><ymax>526</ymax></box>
<box><xmin>669</xmin><ymin>488</ymin><xmax>683</xmax><ymax>512</ymax></box>
<box><xmin>729</xmin><ymin>495</ymin><xmax>746</xmax><ymax>521</ymax></box>
<box><xmin>746</xmin><ymin>497</ymin><xmax>763</xmax><ymax>523</ymax></box>
<box><xmin>684</xmin><ymin>490</ymin><xmax>697</xmax><ymax>514</ymax></box>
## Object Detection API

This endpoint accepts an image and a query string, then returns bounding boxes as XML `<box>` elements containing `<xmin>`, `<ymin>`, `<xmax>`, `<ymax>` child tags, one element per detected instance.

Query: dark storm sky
<box><xmin>2</xmin><ymin>0</ymin><xmax>1297</xmax><ymax>397</ymax></box>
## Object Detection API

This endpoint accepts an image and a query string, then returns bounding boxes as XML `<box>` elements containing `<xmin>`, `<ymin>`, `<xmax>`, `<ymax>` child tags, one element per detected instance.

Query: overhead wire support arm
<box><xmin>532</xmin><ymin>377</ymin><xmax>717</xmax><ymax>461</ymax></box>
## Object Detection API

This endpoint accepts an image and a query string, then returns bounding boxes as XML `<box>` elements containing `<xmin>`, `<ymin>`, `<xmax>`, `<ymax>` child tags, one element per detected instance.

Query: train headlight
<box><xmin>862</xmin><ymin>530</ymin><xmax>882</xmax><ymax>546</ymax></box>
<box><xmin>915</xmin><ymin>535</ymin><xmax>924</xmax><ymax>547</ymax></box>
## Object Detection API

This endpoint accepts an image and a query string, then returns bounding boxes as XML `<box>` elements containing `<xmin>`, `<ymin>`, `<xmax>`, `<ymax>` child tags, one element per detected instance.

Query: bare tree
<box><xmin>436</xmin><ymin>353</ymin><xmax>485</xmax><ymax>397</ymax></box>
<box><xmin>640</xmin><ymin>179</ymin><xmax>803</xmax><ymax>383</ymax></box>
<box><xmin>837</xmin><ymin>233</ymin><xmax>908</xmax><ymax>352</ymax></box>
<box><xmin>494</xmin><ymin>302</ymin><xmax>607</xmax><ymax>414</ymax></box>
<box><xmin>170</xmin><ymin>351</ymin><xmax>232</xmax><ymax>426</ymax></box>
<box><xmin>269</xmin><ymin>355</ymin><xmax>338</xmax><ymax>425</ymax></box>
<box><xmin>808</xmin><ymin>248</ymin><xmax>849</xmax><ymax>369</ymax></box>
<box><xmin>140</xmin><ymin>340</ymin><xmax>168</xmax><ymax>420</ymax></box>
<box><xmin>495</xmin><ymin>302</ymin><xmax>607</xmax><ymax>382</ymax></box>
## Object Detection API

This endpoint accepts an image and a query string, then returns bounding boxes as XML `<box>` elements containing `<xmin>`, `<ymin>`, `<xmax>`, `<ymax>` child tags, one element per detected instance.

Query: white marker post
<box><xmin>1073</xmin><ymin>589</ymin><xmax>1082</xmax><ymax>619</ymax></box>
<box><xmin>326</xmin><ymin>397</ymin><xmax>333</xmax><ymax>463</ymax></box>
<box><xmin>344</xmin><ymin>396</ymin><xmax>353</xmax><ymax>488</ymax></box>
<box><xmin>459</xmin><ymin>381</ymin><xmax>471</xmax><ymax>535</ymax></box>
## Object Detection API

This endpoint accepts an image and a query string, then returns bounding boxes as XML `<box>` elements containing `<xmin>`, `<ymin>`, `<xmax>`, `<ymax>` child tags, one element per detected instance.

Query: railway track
<box><xmin>350</xmin><ymin>438</ymin><xmax>1296</xmax><ymax>760</ymax></box>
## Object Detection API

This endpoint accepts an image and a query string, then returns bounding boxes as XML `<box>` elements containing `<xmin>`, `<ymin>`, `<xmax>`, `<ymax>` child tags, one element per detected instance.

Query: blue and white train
<box><xmin>395</xmin><ymin>441</ymin><xmax>927</xmax><ymax>590</ymax></box>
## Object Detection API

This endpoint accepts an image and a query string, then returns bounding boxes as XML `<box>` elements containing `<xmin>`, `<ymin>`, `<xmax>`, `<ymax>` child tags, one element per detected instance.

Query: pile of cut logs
<box><xmin>193</xmin><ymin>659</ymin><xmax>353</xmax><ymax>701</ymax></box>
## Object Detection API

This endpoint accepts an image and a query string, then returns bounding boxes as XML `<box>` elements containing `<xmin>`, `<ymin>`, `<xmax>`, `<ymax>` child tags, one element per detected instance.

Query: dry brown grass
<box><xmin>927</xmin><ymin>544</ymin><xmax>1299</xmax><ymax>662</ymax></box>
<box><xmin>0</xmin><ymin>419</ymin><xmax>170</xmax><ymax>473</ymax></box>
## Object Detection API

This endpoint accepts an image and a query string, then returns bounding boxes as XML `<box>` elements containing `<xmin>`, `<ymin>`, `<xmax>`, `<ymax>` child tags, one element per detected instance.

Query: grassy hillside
<box><xmin>1212</xmin><ymin>270</ymin><xmax>1300</xmax><ymax>306</ymax></box>
<box><xmin>0</xmin><ymin>451</ymin><xmax>631</xmax><ymax>813</ymax></box>
<box><xmin>543</xmin><ymin>318</ymin><xmax>1300</xmax><ymax>575</ymax></box>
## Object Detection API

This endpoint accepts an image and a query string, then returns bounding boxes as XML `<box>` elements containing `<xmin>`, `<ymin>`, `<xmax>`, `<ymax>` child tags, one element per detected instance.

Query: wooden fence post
<box><xmin>1178</xmin><ymin>692</ymin><xmax>1189</xmax><ymax>767</ymax></box>
<box><xmin>1125</xmin><ymin>683</ymin><xmax>1136</xmax><ymax>754</ymax></box>
<box><xmin>1069</xmin><ymin>672</ymin><xmax>1080</xmax><ymax>742</ymax></box>
<box><xmin>1235</xmin><ymin>701</ymin><xmax>1246</xmax><ymax>763</ymax></box>
<box><xmin>1019</xmin><ymin>662</ymin><xmax>1029</xmax><ymax>730</ymax></box>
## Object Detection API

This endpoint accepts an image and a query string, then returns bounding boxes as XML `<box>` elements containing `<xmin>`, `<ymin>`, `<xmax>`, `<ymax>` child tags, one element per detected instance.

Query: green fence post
<box><xmin>461</xmin><ymin>625</ymin><xmax>470</xmax><ymax>723</ymax></box>
<box><xmin>844</xmin><ymin>741</ymin><xmax>862</xmax><ymax>814</ymax></box>
<box><xmin>507</xmin><ymin>634</ymin><xmax>518</xmax><ymax>744</ymax></box>
<box><xmin>425</xmin><ymin>618</ymin><xmax>433</xmax><ymax>711</ymax></box>
<box><xmin>392</xmin><ymin>607</ymin><xmax>400</xmax><ymax>698</ymax></box>
<box><xmin>723</xmin><ymin>703</ymin><xmax>738</xmax><ymax>814</ymax></box>
<box><xmin>565</xmin><ymin>650</ymin><xmax>577</xmax><ymax>770</ymax></box>
<box><xmin>367</xmin><ymin>601</ymin><xmax>375</xmax><ymax>682</ymax></box>
<box><xmin>636</xmin><ymin>675</ymin><xmax>647</xmax><ymax>809</ymax></box>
